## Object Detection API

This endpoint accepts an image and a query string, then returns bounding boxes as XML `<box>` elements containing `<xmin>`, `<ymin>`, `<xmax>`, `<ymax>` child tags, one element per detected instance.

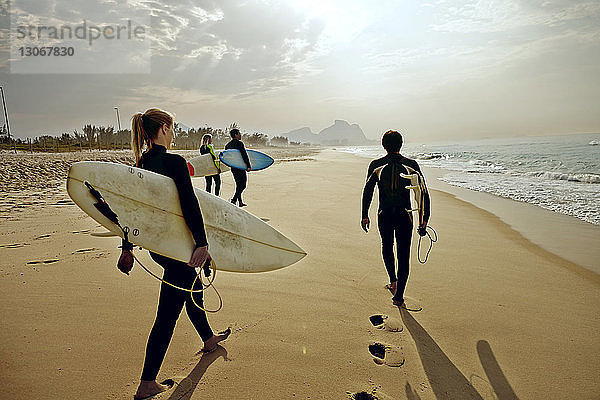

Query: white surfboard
<box><xmin>400</xmin><ymin>165</ymin><xmax>428</xmax><ymax>227</ymax></box>
<box><xmin>66</xmin><ymin>161</ymin><xmax>306</xmax><ymax>273</ymax></box>
<box><xmin>187</xmin><ymin>153</ymin><xmax>230</xmax><ymax>177</ymax></box>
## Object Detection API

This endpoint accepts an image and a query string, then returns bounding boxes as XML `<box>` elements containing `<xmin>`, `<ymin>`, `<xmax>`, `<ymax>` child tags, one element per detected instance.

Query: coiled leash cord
<box><xmin>417</xmin><ymin>226</ymin><xmax>438</xmax><ymax>264</ymax></box>
<box><xmin>85</xmin><ymin>181</ymin><xmax>223</xmax><ymax>313</ymax></box>
<box><xmin>131</xmin><ymin>252</ymin><xmax>223</xmax><ymax>313</ymax></box>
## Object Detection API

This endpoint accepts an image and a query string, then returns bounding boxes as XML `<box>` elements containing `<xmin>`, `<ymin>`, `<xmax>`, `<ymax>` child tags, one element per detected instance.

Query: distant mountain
<box><xmin>175</xmin><ymin>122</ymin><xmax>191</xmax><ymax>132</ymax></box>
<box><xmin>280</xmin><ymin>127</ymin><xmax>318</xmax><ymax>144</ymax></box>
<box><xmin>318</xmin><ymin>120</ymin><xmax>369</xmax><ymax>145</ymax></box>
<box><xmin>279</xmin><ymin>120</ymin><xmax>372</xmax><ymax>145</ymax></box>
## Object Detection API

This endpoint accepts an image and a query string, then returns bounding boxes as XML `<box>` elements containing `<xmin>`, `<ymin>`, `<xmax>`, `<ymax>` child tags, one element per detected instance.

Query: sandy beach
<box><xmin>1</xmin><ymin>148</ymin><xmax>598</xmax><ymax>399</ymax></box>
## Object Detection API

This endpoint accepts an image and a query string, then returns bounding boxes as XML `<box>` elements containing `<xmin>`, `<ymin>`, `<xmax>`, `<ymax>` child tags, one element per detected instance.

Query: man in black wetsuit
<box><xmin>225</xmin><ymin>128</ymin><xmax>251</xmax><ymax>207</ymax></box>
<box><xmin>361</xmin><ymin>130</ymin><xmax>430</xmax><ymax>307</ymax></box>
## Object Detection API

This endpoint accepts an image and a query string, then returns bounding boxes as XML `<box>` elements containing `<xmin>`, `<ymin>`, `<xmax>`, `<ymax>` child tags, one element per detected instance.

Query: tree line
<box><xmin>0</xmin><ymin>123</ymin><xmax>300</xmax><ymax>152</ymax></box>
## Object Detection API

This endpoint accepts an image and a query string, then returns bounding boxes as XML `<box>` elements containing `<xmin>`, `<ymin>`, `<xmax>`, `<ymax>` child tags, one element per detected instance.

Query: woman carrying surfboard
<box><xmin>200</xmin><ymin>133</ymin><xmax>221</xmax><ymax>196</ymax></box>
<box><xmin>123</xmin><ymin>108</ymin><xmax>230</xmax><ymax>400</ymax></box>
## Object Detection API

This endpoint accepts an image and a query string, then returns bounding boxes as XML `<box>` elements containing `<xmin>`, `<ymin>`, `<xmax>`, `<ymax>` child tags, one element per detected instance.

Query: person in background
<box><xmin>225</xmin><ymin>127</ymin><xmax>251</xmax><ymax>207</ymax></box>
<box><xmin>361</xmin><ymin>130</ymin><xmax>430</xmax><ymax>307</ymax></box>
<box><xmin>120</xmin><ymin>108</ymin><xmax>230</xmax><ymax>400</ymax></box>
<box><xmin>200</xmin><ymin>133</ymin><xmax>221</xmax><ymax>196</ymax></box>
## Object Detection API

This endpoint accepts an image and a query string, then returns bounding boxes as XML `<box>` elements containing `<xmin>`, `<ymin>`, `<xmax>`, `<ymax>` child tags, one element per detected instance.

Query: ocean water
<box><xmin>340</xmin><ymin>134</ymin><xmax>600</xmax><ymax>225</ymax></box>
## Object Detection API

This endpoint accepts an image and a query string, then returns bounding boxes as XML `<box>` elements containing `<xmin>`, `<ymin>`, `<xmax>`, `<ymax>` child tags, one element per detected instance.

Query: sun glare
<box><xmin>288</xmin><ymin>0</ymin><xmax>370</xmax><ymax>45</ymax></box>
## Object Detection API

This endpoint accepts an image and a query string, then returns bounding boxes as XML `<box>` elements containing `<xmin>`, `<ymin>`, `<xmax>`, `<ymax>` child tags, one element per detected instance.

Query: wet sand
<box><xmin>423</xmin><ymin>166</ymin><xmax>600</xmax><ymax>276</ymax></box>
<box><xmin>0</xmin><ymin>149</ymin><xmax>598</xmax><ymax>399</ymax></box>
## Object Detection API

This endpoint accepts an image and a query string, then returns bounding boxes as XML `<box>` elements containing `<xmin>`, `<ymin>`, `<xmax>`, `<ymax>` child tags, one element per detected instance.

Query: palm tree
<box><xmin>82</xmin><ymin>124</ymin><xmax>95</xmax><ymax>150</ymax></box>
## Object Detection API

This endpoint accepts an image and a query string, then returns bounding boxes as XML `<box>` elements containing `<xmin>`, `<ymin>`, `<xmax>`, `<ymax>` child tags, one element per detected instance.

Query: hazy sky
<box><xmin>1</xmin><ymin>0</ymin><xmax>599</xmax><ymax>142</ymax></box>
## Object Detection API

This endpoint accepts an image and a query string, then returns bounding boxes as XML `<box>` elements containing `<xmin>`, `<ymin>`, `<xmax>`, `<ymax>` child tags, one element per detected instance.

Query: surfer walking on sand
<box><xmin>118</xmin><ymin>108</ymin><xmax>230</xmax><ymax>400</ymax></box>
<box><xmin>200</xmin><ymin>133</ymin><xmax>221</xmax><ymax>196</ymax></box>
<box><xmin>361</xmin><ymin>130</ymin><xmax>431</xmax><ymax>307</ymax></box>
<box><xmin>225</xmin><ymin>126</ymin><xmax>251</xmax><ymax>207</ymax></box>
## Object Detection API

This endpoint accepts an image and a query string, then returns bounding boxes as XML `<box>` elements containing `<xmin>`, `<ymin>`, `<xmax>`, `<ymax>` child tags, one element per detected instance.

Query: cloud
<box><xmin>354</xmin><ymin>0</ymin><xmax>600</xmax><ymax>92</ymax></box>
<box><xmin>1</xmin><ymin>0</ymin><xmax>598</xmax><ymax>140</ymax></box>
<box><xmin>5</xmin><ymin>0</ymin><xmax>326</xmax><ymax>93</ymax></box>
<box><xmin>125</xmin><ymin>0</ymin><xmax>326</xmax><ymax>96</ymax></box>
<box><xmin>430</xmin><ymin>0</ymin><xmax>600</xmax><ymax>33</ymax></box>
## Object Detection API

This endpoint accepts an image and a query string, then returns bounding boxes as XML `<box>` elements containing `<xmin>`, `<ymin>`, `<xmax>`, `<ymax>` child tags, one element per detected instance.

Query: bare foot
<box><xmin>134</xmin><ymin>380</ymin><xmax>172</xmax><ymax>400</ymax></box>
<box><xmin>392</xmin><ymin>298</ymin><xmax>405</xmax><ymax>307</ymax></box>
<box><xmin>202</xmin><ymin>328</ymin><xmax>231</xmax><ymax>353</ymax></box>
<box><xmin>385</xmin><ymin>281</ymin><xmax>397</xmax><ymax>295</ymax></box>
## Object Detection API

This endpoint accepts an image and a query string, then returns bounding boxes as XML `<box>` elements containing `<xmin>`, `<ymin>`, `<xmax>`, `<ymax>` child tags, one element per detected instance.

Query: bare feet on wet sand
<box><xmin>385</xmin><ymin>281</ymin><xmax>397</xmax><ymax>295</ymax></box>
<box><xmin>202</xmin><ymin>328</ymin><xmax>232</xmax><ymax>353</ymax></box>
<box><xmin>134</xmin><ymin>379</ymin><xmax>173</xmax><ymax>400</ymax></box>
<box><xmin>392</xmin><ymin>298</ymin><xmax>405</xmax><ymax>307</ymax></box>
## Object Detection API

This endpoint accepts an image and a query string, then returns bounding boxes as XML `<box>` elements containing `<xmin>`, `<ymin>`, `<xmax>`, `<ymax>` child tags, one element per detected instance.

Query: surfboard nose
<box><xmin>268</xmin><ymin>235</ymin><xmax>306</xmax><ymax>270</ymax></box>
<box><xmin>288</xmin><ymin>240</ymin><xmax>307</xmax><ymax>261</ymax></box>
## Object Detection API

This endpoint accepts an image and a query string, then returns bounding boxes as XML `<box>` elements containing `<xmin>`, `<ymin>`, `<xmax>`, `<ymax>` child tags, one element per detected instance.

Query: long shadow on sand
<box><xmin>166</xmin><ymin>345</ymin><xmax>229</xmax><ymax>400</ymax></box>
<box><xmin>477</xmin><ymin>340</ymin><xmax>519</xmax><ymax>400</ymax></box>
<box><xmin>400</xmin><ymin>309</ymin><xmax>484</xmax><ymax>400</ymax></box>
<box><xmin>405</xmin><ymin>382</ymin><xmax>423</xmax><ymax>400</ymax></box>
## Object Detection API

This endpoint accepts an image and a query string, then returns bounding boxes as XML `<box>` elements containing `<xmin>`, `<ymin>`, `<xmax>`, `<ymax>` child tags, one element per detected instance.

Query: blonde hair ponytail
<box><xmin>130</xmin><ymin>108</ymin><xmax>174</xmax><ymax>165</ymax></box>
<box><xmin>131</xmin><ymin>113</ymin><xmax>145</xmax><ymax>164</ymax></box>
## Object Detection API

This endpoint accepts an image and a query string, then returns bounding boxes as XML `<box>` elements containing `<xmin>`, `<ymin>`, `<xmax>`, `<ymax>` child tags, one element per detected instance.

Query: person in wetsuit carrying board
<box><xmin>200</xmin><ymin>133</ymin><xmax>221</xmax><ymax>196</ymax></box>
<box><xmin>225</xmin><ymin>127</ymin><xmax>251</xmax><ymax>207</ymax></box>
<box><xmin>361</xmin><ymin>130</ymin><xmax>431</xmax><ymax>307</ymax></box>
<box><xmin>119</xmin><ymin>108</ymin><xmax>230</xmax><ymax>400</ymax></box>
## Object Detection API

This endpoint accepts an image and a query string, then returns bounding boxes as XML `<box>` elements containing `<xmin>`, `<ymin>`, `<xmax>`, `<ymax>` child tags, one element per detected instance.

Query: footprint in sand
<box><xmin>368</xmin><ymin>342</ymin><xmax>405</xmax><ymax>367</ymax></box>
<box><xmin>27</xmin><ymin>259</ymin><xmax>60</xmax><ymax>265</ymax></box>
<box><xmin>35</xmin><ymin>234</ymin><xmax>52</xmax><ymax>240</ymax></box>
<box><xmin>72</xmin><ymin>248</ymin><xmax>96</xmax><ymax>254</ymax></box>
<box><xmin>369</xmin><ymin>314</ymin><xmax>403</xmax><ymax>332</ymax></box>
<box><xmin>346</xmin><ymin>387</ymin><xmax>395</xmax><ymax>400</ymax></box>
<box><xmin>346</xmin><ymin>392</ymin><xmax>377</xmax><ymax>400</ymax></box>
<box><xmin>0</xmin><ymin>243</ymin><xmax>28</xmax><ymax>249</ymax></box>
<box><xmin>54</xmin><ymin>200</ymin><xmax>73</xmax><ymax>206</ymax></box>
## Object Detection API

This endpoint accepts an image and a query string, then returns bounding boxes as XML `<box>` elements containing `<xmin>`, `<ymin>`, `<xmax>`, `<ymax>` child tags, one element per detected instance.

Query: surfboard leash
<box><xmin>131</xmin><ymin>253</ymin><xmax>223</xmax><ymax>313</ymax></box>
<box><xmin>84</xmin><ymin>181</ymin><xmax>223</xmax><ymax>313</ymax></box>
<box><xmin>399</xmin><ymin>172</ymin><xmax>438</xmax><ymax>265</ymax></box>
<box><xmin>417</xmin><ymin>225</ymin><xmax>438</xmax><ymax>264</ymax></box>
<box><xmin>416</xmin><ymin>174</ymin><xmax>437</xmax><ymax>264</ymax></box>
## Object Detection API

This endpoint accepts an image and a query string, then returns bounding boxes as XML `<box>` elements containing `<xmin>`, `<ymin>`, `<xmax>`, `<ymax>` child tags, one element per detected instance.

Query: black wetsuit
<box><xmin>225</xmin><ymin>138</ymin><xmax>251</xmax><ymax>204</ymax></box>
<box><xmin>361</xmin><ymin>153</ymin><xmax>430</xmax><ymax>302</ymax></box>
<box><xmin>200</xmin><ymin>144</ymin><xmax>221</xmax><ymax>196</ymax></box>
<box><xmin>136</xmin><ymin>144</ymin><xmax>213</xmax><ymax>381</ymax></box>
